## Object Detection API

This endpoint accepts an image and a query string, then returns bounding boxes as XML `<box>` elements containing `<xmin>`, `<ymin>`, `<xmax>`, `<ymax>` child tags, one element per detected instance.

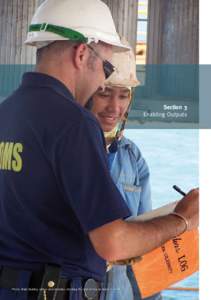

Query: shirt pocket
<box><xmin>121</xmin><ymin>184</ymin><xmax>142</xmax><ymax>216</ymax></box>
<box><xmin>123</xmin><ymin>184</ymin><xmax>142</xmax><ymax>193</ymax></box>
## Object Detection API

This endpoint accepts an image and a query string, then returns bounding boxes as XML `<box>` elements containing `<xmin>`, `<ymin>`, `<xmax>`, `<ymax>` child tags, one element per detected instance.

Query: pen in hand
<box><xmin>173</xmin><ymin>185</ymin><xmax>187</xmax><ymax>196</ymax></box>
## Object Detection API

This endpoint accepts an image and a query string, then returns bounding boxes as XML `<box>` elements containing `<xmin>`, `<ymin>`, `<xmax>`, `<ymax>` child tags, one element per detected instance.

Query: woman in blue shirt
<box><xmin>90</xmin><ymin>39</ymin><xmax>162</xmax><ymax>300</ymax></box>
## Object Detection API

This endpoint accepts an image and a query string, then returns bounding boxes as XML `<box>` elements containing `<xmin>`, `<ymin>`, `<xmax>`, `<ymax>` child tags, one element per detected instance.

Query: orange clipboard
<box><xmin>128</xmin><ymin>201</ymin><xmax>199</xmax><ymax>298</ymax></box>
<box><xmin>132</xmin><ymin>229</ymin><xmax>199</xmax><ymax>298</ymax></box>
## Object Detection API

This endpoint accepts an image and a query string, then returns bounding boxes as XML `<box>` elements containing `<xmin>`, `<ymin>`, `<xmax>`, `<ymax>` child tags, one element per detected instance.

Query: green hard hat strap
<box><xmin>29</xmin><ymin>23</ymin><xmax>88</xmax><ymax>43</ymax></box>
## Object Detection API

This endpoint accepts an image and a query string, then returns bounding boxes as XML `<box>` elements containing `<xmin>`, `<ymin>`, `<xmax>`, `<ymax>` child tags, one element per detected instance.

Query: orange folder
<box><xmin>132</xmin><ymin>229</ymin><xmax>199</xmax><ymax>298</ymax></box>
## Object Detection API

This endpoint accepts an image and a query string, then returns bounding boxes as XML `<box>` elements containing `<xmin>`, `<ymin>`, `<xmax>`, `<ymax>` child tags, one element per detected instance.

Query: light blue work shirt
<box><xmin>104</xmin><ymin>136</ymin><xmax>162</xmax><ymax>300</ymax></box>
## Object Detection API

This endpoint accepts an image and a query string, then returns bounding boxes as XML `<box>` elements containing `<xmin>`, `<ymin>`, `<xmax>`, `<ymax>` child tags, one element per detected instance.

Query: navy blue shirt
<box><xmin>0</xmin><ymin>72</ymin><xmax>130</xmax><ymax>280</ymax></box>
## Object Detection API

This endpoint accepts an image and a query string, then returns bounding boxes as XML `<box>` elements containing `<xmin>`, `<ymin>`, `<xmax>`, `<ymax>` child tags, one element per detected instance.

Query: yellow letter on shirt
<box><xmin>12</xmin><ymin>143</ymin><xmax>23</xmax><ymax>172</ymax></box>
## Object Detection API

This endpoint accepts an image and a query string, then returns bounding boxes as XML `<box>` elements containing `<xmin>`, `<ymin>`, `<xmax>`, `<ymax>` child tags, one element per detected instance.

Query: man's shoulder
<box><xmin>0</xmin><ymin>80</ymin><xmax>101</xmax><ymax>142</ymax></box>
<box><xmin>33</xmin><ymin>82</ymin><xmax>100</xmax><ymax>128</ymax></box>
<box><xmin>64</xmin><ymin>101</ymin><xmax>101</xmax><ymax>132</ymax></box>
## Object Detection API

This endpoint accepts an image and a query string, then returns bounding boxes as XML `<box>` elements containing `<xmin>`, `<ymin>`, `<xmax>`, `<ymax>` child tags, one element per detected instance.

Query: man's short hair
<box><xmin>36</xmin><ymin>40</ymin><xmax>77</xmax><ymax>64</ymax></box>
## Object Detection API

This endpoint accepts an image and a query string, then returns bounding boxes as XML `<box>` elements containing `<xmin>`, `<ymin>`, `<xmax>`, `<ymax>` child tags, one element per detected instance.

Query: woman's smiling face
<box><xmin>92</xmin><ymin>86</ymin><xmax>131</xmax><ymax>132</ymax></box>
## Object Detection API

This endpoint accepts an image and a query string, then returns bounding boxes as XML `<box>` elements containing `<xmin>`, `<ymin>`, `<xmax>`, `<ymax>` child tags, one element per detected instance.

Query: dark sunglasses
<box><xmin>87</xmin><ymin>44</ymin><xmax>115</xmax><ymax>79</ymax></box>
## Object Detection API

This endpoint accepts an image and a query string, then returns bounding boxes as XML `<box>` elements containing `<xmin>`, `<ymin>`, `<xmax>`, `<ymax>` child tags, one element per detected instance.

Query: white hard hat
<box><xmin>105</xmin><ymin>38</ymin><xmax>140</xmax><ymax>88</ymax></box>
<box><xmin>25</xmin><ymin>0</ymin><xmax>130</xmax><ymax>52</ymax></box>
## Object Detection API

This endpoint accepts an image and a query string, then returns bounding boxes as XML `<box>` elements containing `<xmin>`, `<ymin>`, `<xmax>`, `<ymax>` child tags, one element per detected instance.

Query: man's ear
<box><xmin>72</xmin><ymin>43</ymin><xmax>88</xmax><ymax>70</ymax></box>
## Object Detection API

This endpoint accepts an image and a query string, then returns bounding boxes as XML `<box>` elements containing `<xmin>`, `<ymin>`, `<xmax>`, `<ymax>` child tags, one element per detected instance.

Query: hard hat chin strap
<box><xmin>116</xmin><ymin>88</ymin><xmax>133</xmax><ymax>139</ymax></box>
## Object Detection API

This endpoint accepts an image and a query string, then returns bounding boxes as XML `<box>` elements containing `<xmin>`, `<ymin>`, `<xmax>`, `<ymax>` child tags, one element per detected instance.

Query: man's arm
<box><xmin>89</xmin><ymin>189</ymin><xmax>199</xmax><ymax>261</ymax></box>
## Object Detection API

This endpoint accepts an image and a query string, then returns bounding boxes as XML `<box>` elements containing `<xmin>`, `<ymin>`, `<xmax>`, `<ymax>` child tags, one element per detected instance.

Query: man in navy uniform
<box><xmin>0</xmin><ymin>1</ymin><xmax>199</xmax><ymax>299</ymax></box>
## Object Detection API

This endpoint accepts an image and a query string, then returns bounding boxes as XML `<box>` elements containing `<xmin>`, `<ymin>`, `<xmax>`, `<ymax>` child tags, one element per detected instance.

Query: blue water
<box><xmin>125</xmin><ymin>129</ymin><xmax>199</xmax><ymax>300</ymax></box>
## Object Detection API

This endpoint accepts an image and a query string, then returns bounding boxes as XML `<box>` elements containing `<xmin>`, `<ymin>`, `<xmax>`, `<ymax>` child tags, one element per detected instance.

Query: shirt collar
<box><xmin>21</xmin><ymin>72</ymin><xmax>74</xmax><ymax>101</ymax></box>
<box><xmin>118</xmin><ymin>136</ymin><xmax>131</xmax><ymax>148</ymax></box>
